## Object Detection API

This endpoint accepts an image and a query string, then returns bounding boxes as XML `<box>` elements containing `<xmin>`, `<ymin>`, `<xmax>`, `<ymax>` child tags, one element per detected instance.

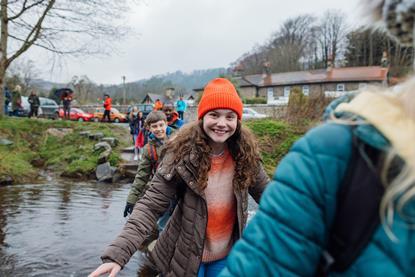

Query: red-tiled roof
<box><xmin>242</xmin><ymin>66</ymin><xmax>388</xmax><ymax>87</ymax></box>
<box><xmin>192</xmin><ymin>66</ymin><xmax>388</xmax><ymax>92</ymax></box>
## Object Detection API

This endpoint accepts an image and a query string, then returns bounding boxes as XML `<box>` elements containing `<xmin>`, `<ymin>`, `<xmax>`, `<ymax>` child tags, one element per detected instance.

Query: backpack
<box><xmin>146</xmin><ymin>142</ymin><xmax>179</xmax><ymax>219</ymax></box>
<box><xmin>147</xmin><ymin>143</ymin><xmax>159</xmax><ymax>175</ymax></box>
<box><xmin>317</xmin><ymin>136</ymin><xmax>386</xmax><ymax>276</ymax></box>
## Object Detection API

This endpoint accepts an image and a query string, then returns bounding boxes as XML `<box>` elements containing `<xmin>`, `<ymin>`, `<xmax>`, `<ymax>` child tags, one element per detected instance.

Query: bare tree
<box><xmin>315</xmin><ymin>10</ymin><xmax>348</xmax><ymax>66</ymax></box>
<box><xmin>0</xmin><ymin>0</ymin><xmax>137</xmax><ymax>116</ymax></box>
<box><xmin>232</xmin><ymin>44</ymin><xmax>269</xmax><ymax>75</ymax></box>
<box><xmin>268</xmin><ymin>15</ymin><xmax>316</xmax><ymax>72</ymax></box>
<box><xmin>233</xmin><ymin>15</ymin><xmax>316</xmax><ymax>75</ymax></box>
<box><xmin>345</xmin><ymin>27</ymin><xmax>413</xmax><ymax>76</ymax></box>
<box><xmin>71</xmin><ymin>75</ymin><xmax>96</xmax><ymax>105</ymax></box>
<box><xmin>7</xmin><ymin>58</ymin><xmax>39</xmax><ymax>94</ymax></box>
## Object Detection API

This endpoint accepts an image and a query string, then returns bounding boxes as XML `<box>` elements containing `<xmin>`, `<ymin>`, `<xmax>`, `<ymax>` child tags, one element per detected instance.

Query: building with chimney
<box><xmin>193</xmin><ymin>64</ymin><xmax>389</xmax><ymax>105</ymax></box>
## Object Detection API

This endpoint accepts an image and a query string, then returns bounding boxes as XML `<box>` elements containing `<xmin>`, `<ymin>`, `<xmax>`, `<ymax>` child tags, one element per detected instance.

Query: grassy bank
<box><xmin>0</xmin><ymin>117</ymin><xmax>130</xmax><ymax>184</ymax></box>
<box><xmin>245</xmin><ymin>119</ymin><xmax>311</xmax><ymax>176</ymax></box>
<box><xmin>0</xmin><ymin>117</ymin><xmax>312</xmax><ymax>184</ymax></box>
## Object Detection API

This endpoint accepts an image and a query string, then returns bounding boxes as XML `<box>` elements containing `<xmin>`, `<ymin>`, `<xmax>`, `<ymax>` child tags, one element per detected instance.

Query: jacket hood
<box><xmin>167</xmin><ymin>111</ymin><xmax>179</xmax><ymax>123</ymax></box>
<box><xmin>334</xmin><ymin>91</ymin><xmax>415</xmax><ymax>171</ymax></box>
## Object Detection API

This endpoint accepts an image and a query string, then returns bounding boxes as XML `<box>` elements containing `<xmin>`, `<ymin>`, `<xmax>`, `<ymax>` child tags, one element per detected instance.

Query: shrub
<box><xmin>245</xmin><ymin>119</ymin><xmax>306</xmax><ymax>176</ymax></box>
<box><xmin>244</xmin><ymin>97</ymin><xmax>267</xmax><ymax>104</ymax></box>
<box><xmin>287</xmin><ymin>86</ymin><xmax>333</xmax><ymax>124</ymax></box>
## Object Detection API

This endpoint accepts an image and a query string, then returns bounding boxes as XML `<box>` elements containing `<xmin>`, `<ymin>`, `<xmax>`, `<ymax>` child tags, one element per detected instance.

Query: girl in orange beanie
<box><xmin>89</xmin><ymin>78</ymin><xmax>269</xmax><ymax>277</ymax></box>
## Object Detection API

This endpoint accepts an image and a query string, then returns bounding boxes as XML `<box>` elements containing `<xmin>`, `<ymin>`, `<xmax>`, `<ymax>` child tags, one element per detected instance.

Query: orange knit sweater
<box><xmin>202</xmin><ymin>149</ymin><xmax>236</xmax><ymax>262</ymax></box>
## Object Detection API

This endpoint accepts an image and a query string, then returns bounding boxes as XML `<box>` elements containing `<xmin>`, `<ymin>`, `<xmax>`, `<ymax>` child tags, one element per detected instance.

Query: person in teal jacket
<box><xmin>221</xmin><ymin>2</ymin><xmax>415</xmax><ymax>276</ymax></box>
<box><xmin>220</xmin><ymin>84</ymin><xmax>415</xmax><ymax>277</ymax></box>
<box><xmin>175</xmin><ymin>96</ymin><xmax>187</xmax><ymax>120</ymax></box>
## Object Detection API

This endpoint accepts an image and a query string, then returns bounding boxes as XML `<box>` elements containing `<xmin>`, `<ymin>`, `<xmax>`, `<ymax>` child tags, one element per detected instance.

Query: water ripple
<box><xmin>0</xmin><ymin>177</ymin><xmax>257</xmax><ymax>276</ymax></box>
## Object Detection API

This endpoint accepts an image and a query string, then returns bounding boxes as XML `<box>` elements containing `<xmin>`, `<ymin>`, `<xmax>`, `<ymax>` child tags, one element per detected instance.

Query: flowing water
<box><xmin>0</xmin><ymin>175</ymin><xmax>258</xmax><ymax>277</ymax></box>
<box><xmin>0</xmin><ymin>177</ymin><xmax>143</xmax><ymax>277</ymax></box>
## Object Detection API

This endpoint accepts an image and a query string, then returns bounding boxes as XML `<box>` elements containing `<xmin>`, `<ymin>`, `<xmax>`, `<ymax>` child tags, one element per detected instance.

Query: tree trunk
<box><xmin>0</xmin><ymin>65</ymin><xmax>4</xmax><ymax>117</ymax></box>
<box><xmin>369</xmin><ymin>32</ymin><xmax>373</xmax><ymax>66</ymax></box>
<box><xmin>0</xmin><ymin>0</ymin><xmax>8</xmax><ymax>117</ymax></box>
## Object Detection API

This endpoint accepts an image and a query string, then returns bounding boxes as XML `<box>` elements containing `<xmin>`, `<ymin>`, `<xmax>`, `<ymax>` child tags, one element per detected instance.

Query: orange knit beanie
<box><xmin>198</xmin><ymin>78</ymin><xmax>243</xmax><ymax>120</ymax></box>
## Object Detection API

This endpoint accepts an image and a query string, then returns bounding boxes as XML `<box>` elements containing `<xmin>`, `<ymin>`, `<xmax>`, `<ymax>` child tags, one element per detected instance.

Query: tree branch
<box><xmin>7</xmin><ymin>0</ymin><xmax>56</xmax><ymax>67</ymax></box>
<box><xmin>8</xmin><ymin>0</ymin><xmax>45</xmax><ymax>21</ymax></box>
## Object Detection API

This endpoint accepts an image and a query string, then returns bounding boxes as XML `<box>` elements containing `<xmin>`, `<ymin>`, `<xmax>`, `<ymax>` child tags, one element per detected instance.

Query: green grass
<box><xmin>244</xmin><ymin>119</ymin><xmax>308</xmax><ymax>176</ymax></box>
<box><xmin>0</xmin><ymin>117</ymin><xmax>129</xmax><ymax>183</ymax></box>
<box><xmin>0</xmin><ymin>116</ymin><xmax>313</xmax><ymax>183</ymax></box>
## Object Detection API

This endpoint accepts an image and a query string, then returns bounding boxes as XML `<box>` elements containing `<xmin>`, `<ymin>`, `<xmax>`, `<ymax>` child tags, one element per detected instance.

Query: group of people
<box><xmin>83</xmin><ymin>1</ymin><xmax>414</xmax><ymax>274</ymax></box>
<box><xmin>128</xmin><ymin>101</ymin><xmax>184</xmax><ymax>161</ymax></box>
<box><xmin>153</xmin><ymin>96</ymin><xmax>187</xmax><ymax>120</ymax></box>
<box><xmin>90</xmin><ymin>73</ymin><xmax>415</xmax><ymax>277</ymax></box>
<box><xmin>3</xmin><ymin>85</ymin><xmax>41</xmax><ymax>118</ymax></box>
<box><xmin>91</xmin><ymin>77</ymin><xmax>267</xmax><ymax>277</ymax></box>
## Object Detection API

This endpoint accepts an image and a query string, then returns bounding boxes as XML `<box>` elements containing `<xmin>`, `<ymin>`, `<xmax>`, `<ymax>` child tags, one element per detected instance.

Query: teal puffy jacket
<box><xmin>220</xmin><ymin>123</ymin><xmax>415</xmax><ymax>276</ymax></box>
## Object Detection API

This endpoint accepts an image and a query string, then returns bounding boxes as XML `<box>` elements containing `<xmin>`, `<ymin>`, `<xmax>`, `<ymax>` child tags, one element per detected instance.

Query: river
<box><xmin>0</xmin><ymin>176</ymin><xmax>258</xmax><ymax>276</ymax></box>
<box><xmin>0</xmin><ymin>177</ymin><xmax>142</xmax><ymax>277</ymax></box>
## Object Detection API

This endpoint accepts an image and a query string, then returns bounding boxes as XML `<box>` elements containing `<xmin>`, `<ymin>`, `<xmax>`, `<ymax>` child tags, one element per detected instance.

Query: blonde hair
<box><xmin>380</xmin><ymin>78</ymin><xmax>415</xmax><ymax>238</ymax></box>
<box><xmin>358</xmin><ymin>0</ymin><xmax>415</xmax><ymax>238</ymax></box>
<box><xmin>330</xmin><ymin>80</ymin><xmax>415</xmax><ymax>238</ymax></box>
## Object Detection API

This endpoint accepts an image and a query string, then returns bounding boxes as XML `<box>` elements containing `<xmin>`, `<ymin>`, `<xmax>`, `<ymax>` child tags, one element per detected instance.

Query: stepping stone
<box><xmin>0</xmin><ymin>138</ymin><xmax>13</xmax><ymax>146</ymax></box>
<box><xmin>101</xmin><ymin>137</ymin><xmax>118</xmax><ymax>147</ymax></box>
<box><xmin>79</xmin><ymin>131</ymin><xmax>91</xmax><ymax>137</ymax></box>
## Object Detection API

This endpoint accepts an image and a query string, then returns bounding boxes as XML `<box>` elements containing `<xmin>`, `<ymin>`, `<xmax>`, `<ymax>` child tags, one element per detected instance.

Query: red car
<box><xmin>58</xmin><ymin>107</ymin><xmax>94</xmax><ymax>122</ymax></box>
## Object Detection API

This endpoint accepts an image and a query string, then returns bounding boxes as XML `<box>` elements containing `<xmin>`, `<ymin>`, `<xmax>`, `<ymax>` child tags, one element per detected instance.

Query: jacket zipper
<box><xmin>234</xmin><ymin>190</ymin><xmax>242</xmax><ymax>239</ymax></box>
<box><xmin>197</xmin><ymin>196</ymin><xmax>208</xmax><ymax>273</ymax></box>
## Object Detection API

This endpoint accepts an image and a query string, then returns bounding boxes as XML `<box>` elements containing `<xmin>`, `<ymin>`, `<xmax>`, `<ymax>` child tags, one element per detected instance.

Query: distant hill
<box><xmin>31</xmin><ymin>79</ymin><xmax>67</xmax><ymax>92</ymax></box>
<box><xmin>155</xmin><ymin>68</ymin><xmax>229</xmax><ymax>90</ymax></box>
<box><xmin>31</xmin><ymin>67</ymin><xmax>230</xmax><ymax>103</ymax></box>
<box><xmin>116</xmin><ymin>68</ymin><xmax>229</xmax><ymax>100</ymax></box>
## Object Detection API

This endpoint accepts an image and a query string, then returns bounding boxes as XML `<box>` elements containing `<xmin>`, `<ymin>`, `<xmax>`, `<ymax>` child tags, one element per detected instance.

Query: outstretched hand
<box><xmin>123</xmin><ymin>202</ymin><xmax>135</xmax><ymax>217</ymax></box>
<box><xmin>88</xmin><ymin>262</ymin><xmax>121</xmax><ymax>277</ymax></box>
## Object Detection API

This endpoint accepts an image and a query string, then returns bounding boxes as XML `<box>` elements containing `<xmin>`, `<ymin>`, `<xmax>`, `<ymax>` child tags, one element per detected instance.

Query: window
<box><xmin>283</xmin><ymin>86</ymin><xmax>291</xmax><ymax>97</ymax></box>
<box><xmin>302</xmin><ymin>85</ymin><xmax>310</xmax><ymax>96</ymax></box>
<box><xmin>267</xmin><ymin>87</ymin><xmax>274</xmax><ymax>99</ymax></box>
<box><xmin>336</xmin><ymin>84</ymin><xmax>345</xmax><ymax>92</ymax></box>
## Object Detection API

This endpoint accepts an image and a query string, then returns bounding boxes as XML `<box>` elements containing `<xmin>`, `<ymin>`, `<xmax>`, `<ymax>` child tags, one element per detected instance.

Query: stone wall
<box><xmin>79</xmin><ymin>104</ymin><xmax>288</xmax><ymax>122</ymax></box>
<box><xmin>167</xmin><ymin>104</ymin><xmax>287</xmax><ymax>122</ymax></box>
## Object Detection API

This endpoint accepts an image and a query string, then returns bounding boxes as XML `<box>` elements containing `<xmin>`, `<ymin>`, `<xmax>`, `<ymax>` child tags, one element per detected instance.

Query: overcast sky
<box><xmin>23</xmin><ymin>0</ymin><xmax>364</xmax><ymax>85</ymax></box>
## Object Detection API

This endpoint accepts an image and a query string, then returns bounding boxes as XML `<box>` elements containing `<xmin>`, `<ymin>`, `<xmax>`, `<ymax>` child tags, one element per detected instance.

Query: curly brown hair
<box><xmin>164</xmin><ymin>120</ymin><xmax>262</xmax><ymax>191</ymax></box>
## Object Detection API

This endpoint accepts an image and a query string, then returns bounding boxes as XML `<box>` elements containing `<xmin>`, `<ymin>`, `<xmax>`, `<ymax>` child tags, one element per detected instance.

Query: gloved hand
<box><xmin>123</xmin><ymin>202</ymin><xmax>135</xmax><ymax>217</ymax></box>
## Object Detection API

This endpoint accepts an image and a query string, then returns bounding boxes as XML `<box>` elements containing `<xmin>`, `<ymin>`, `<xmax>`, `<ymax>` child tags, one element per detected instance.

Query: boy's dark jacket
<box><xmin>102</xmin><ymin>149</ymin><xmax>269</xmax><ymax>276</ymax></box>
<box><xmin>127</xmin><ymin>137</ymin><xmax>165</xmax><ymax>204</ymax></box>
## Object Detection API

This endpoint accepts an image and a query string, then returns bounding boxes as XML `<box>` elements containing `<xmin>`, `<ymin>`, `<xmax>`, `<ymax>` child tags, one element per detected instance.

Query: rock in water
<box><xmin>95</xmin><ymin>162</ymin><xmax>114</xmax><ymax>182</ymax></box>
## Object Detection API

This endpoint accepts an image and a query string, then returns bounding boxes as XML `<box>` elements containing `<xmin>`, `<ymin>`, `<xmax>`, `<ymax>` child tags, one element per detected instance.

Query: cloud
<box><xmin>24</xmin><ymin>0</ymin><xmax>361</xmax><ymax>84</ymax></box>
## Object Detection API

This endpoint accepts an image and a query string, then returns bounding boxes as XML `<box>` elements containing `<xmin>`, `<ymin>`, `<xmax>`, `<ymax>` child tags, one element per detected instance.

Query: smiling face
<box><xmin>202</xmin><ymin>109</ymin><xmax>238</xmax><ymax>151</ymax></box>
<box><xmin>149</xmin><ymin>120</ymin><xmax>167</xmax><ymax>140</ymax></box>
<box><xmin>163</xmin><ymin>104</ymin><xmax>174</xmax><ymax>121</ymax></box>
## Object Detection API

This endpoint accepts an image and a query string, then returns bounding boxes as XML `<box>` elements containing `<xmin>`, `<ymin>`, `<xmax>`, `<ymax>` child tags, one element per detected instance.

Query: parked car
<box><xmin>125</xmin><ymin>104</ymin><xmax>154</xmax><ymax>120</ymax></box>
<box><xmin>93</xmin><ymin>107</ymin><xmax>127</xmax><ymax>123</ymax></box>
<box><xmin>7</xmin><ymin>96</ymin><xmax>30</xmax><ymax>116</ymax></box>
<box><xmin>38</xmin><ymin>97</ymin><xmax>59</xmax><ymax>119</ymax></box>
<box><xmin>242</xmin><ymin>107</ymin><xmax>268</xmax><ymax>120</ymax></box>
<box><xmin>58</xmin><ymin>107</ymin><xmax>94</xmax><ymax>122</ymax></box>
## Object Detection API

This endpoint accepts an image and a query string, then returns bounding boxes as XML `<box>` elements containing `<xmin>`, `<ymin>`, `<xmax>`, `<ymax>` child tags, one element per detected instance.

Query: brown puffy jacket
<box><xmin>102</xmin><ymin>148</ymin><xmax>270</xmax><ymax>276</ymax></box>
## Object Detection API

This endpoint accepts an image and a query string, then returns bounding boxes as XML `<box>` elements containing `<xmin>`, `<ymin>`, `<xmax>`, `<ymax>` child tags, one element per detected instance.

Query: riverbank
<box><xmin>0</xmin><ymin>117</ymin><xmax>130</xmax><ymax>185</ymax></box>
<box><xmin>0</xmin><ymin>117</ymin><xmax>311</xmax><ymax>185</ymax></box>
<box><xmin>244</xmin><ymin>119</ymin><xmax>310</xmax><ymax>175</ymax></box>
